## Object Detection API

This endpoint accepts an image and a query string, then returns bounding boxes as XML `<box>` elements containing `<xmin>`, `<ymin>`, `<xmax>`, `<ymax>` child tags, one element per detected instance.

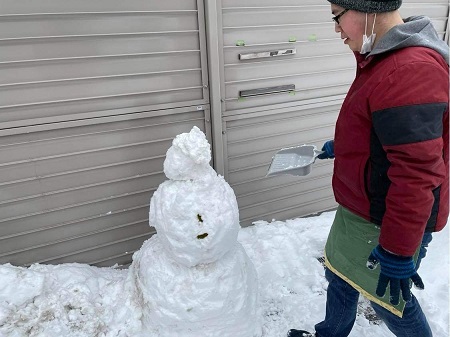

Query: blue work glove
<box><xmin>317</xmin><ymin>140</ymin><xmax>334</xmax><ymax>159</ymax></box>
<box><xmin>367</xmin><ymin>245</ymin><xmax>424</xmax><ymax>305</ymax></box>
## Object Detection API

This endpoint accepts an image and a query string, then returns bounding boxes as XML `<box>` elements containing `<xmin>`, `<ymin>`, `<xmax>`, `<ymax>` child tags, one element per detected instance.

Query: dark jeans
<box><xmin>314</xmin><ymin>233</ymin><xmax>433</xmax><ymax>337</ymax></box>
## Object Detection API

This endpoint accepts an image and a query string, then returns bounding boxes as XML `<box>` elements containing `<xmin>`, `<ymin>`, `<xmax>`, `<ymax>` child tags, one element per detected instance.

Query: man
<box><xmin>289</xmin><ymin>0</ymin><xmax>449</xmax><ymax>336</ymax></box>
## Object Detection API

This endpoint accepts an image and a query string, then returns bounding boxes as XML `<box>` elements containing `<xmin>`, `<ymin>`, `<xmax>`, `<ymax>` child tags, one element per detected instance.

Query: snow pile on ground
<box><xmin>0</xmin><ymin>263</ymin><xmax>141</xmax><ymax>337</ymax></box>
<box><xmin>0</xmin><ymin>213</ymin><xmax>448</xmax><ymax>337</ymax></box>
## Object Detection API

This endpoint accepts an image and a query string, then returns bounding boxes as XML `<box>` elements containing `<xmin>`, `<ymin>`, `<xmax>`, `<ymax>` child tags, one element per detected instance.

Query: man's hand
<box><xmin>317</xmin><ymin>140</ymin><xmax>335</xmax><ymax>159</ymax></box>
<box><xmin>367</xmin><ymin>245</ymin><xmax>424</xmax><ymax>305</ymax></box>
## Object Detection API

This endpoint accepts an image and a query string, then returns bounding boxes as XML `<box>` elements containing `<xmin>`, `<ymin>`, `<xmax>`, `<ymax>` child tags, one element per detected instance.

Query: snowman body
<box><xmin>128</xmin><ymin>127</ymin><xmax>259</xmax><ymax>337</ymax></box>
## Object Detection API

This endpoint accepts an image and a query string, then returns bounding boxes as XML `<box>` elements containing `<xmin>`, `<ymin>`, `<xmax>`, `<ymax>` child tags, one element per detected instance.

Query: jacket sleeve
<box><xmin>369</xmin><ymin>59</ymin><xmax>448</xmax><ymax>256</ymax></box>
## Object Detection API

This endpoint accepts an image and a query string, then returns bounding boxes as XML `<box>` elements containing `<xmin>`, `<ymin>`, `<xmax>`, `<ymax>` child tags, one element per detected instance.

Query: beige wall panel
<box><xmin>239</xmin><ymin>187</ymin><xmax>336</xmax><ymax>225</ymax></box>
<box><xmin>223</xmin><ymin>103</ymin><xmax>340</xmax><ymax>226</ymax></box>
<box><xmin>0</xmin><ymin>13</ymin><xmax>198</xmax><ymax>38</ymax></box>
<box><xmin>232</xmin><ymin>164</ymin><xmax>334</xmax><ymax>198</ymax></box>
<box><xmin>0</xmin><ymin>0</ymin><xmax>198</xmax><ymax>13</ymax></box>
<box><xmin>0</xmin><ymin>108</ymin><xmax>210</xmax><ymax>266</ymax></box>
<box><xmin>0</xmin><ymin>34</ymin><xmax>200</xmax><ymax>63</ymax></box>
<box><xmin>0</xmin><ymin>90</ymin><xmax>205</xmax><ymax>127</ymax></box>
<box><xmin>0</xmin><ymin>52</ymin><xmax>202</xmax><ymax>85</ymax></box>
<box><xmin>0</xmin><ymin>0</ymin><xmax>208</xmax><ymax>128</ymax></box>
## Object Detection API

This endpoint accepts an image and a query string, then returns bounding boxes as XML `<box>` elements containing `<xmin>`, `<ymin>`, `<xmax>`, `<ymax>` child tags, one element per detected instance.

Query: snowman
<box><xmin>127</xmin><ymin>126</ymin><xmax>260</xmax><ymax>337</ymax></box>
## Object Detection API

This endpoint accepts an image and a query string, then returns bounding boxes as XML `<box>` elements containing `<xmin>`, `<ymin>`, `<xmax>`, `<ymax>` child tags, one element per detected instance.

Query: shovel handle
<box><xmin>314</xmin><ymin>149</ymin><xmax>325</xmax><ymax>158</ymax></box>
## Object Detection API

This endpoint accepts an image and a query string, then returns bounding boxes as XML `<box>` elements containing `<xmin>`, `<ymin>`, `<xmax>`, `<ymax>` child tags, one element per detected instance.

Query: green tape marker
<box><xmin>236</xmin><ymin>40</ymin><xmax>245</xmax><ymax>46</ymax></box>
<box><xmin>289</xmin><ymin>36</ymin><xmax>297</xmax><ymax>42</ymax></box>
<box><xmin>238</xmin><ymin>97</ymin><xmax>246</xmax><ymax>102</ymax></box>
<box><xmin>308</xmin><ymin>34</ymin><xmax>318</xmax><ymax>42</ymax></box>
<box><xmin>289</xmin><ymin>90</ymin><xmax>296</xmax><ymax>96</ymax></box>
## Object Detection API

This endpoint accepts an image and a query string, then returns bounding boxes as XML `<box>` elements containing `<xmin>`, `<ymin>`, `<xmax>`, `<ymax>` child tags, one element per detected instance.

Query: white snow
<box><xmin>163</xmin><ymin>126</ymin><xmax>215</xmax><ymax>181</ymax></box>
<box><xmin>129</xmin><ymin>237</ymin><xmax>258</xmax><ymax>337</ymax></box>
<box><xmin>0</xmin><ymin>214</ymin><xmax>447</xmax><ymax>337</ymax></box>
<box><xmin>149</xmin><ymin>176</ymin><xmax>240</xmax><ymax>267</ymax></box>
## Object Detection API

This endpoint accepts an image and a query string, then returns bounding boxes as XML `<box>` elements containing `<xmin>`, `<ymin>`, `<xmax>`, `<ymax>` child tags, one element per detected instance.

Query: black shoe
<box><xmin>287</xmin><ymin>329</ymin><xmax>315</xmax><ymax>337</ymax></box>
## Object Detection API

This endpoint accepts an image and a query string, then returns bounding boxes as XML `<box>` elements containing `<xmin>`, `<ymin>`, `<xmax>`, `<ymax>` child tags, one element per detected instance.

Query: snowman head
<box><xmin>163</xmin><ymin>126</ymin><xmax>215</xmax><ymax>181</ymax></box>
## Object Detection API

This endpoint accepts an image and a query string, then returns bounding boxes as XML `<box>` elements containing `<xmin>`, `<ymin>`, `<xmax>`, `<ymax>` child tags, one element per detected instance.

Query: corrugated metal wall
<box><xmin>218</xmin><ymin>0</ymin><xmax>450</xmax><ymax>226</ymax></box>
<box><xmin>0</xmin><ymin>0</ymin><xmax>211</xmax><ymax>266</ymax></box>
<box><xmin>0</xmin><ymin>0</ymin><xmax>209</xmax><ymax>126</ymax></box>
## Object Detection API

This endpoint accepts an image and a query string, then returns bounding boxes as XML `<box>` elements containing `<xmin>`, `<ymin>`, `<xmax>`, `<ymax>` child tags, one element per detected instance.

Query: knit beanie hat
<box><xmin>327</xmin><ymin>0</ymin><xmax>402</xmax><ymax>13</ymax></box>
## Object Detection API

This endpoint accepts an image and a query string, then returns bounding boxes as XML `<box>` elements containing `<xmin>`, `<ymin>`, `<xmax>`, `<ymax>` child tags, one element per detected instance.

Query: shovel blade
<box><xmin>266</xmin><ymin>145</ymin><xmax>323</xmax><ymax>177</ymax></box>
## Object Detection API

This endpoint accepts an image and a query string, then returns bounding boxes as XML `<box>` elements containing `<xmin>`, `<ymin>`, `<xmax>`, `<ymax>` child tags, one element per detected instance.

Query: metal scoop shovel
<box><xmin>266</xmin><ymin>144</ymin><xmax>324</xmax><ymax>177</ymax></box>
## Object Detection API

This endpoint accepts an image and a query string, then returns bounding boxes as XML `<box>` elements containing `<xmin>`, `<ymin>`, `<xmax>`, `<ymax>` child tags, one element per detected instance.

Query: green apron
<box><xmin>324</xmin><ymin>206</ymin><xmax>419</xmax><ymax>318</ymax></box>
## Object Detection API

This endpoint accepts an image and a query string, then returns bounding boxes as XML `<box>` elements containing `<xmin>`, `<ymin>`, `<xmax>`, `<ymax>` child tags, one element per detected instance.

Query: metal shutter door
<box><xmin>0</xmin><ymin>0</ymin><xmax>209</xmax><ymax>126</ymax></box>
<box><xmin>0</xmin><ymin>0</ymin><xmax>211</xmax><ymax>266</ymax></box>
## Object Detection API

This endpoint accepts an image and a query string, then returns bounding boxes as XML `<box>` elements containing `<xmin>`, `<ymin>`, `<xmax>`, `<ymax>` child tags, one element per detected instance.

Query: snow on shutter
<box><xmin>218</xmin><ymin>0</ymin><xmax>449</xmax><ymax>226</ymax></box>
<box><xmin>0</xmin><ymin>0</ymin><xmax>211</xmax><ymax>266</ymax></box>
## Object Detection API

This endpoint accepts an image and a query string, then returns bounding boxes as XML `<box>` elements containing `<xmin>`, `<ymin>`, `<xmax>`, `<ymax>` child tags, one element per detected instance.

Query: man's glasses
<box><xmin>332</xmin><ymin>9</ymin><xmax>349</xmax><ymax>25</ymax></box>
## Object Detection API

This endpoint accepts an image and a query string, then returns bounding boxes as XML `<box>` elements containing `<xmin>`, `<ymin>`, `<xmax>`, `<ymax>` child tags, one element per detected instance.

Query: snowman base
<box><xmin>128</xmin><ymin>235</ymin><xmax>260</xmax><ymax>337</ymax></box>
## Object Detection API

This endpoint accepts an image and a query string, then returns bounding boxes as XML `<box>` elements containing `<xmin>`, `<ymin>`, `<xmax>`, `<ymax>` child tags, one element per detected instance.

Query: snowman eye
<box><xmin>197</xmin><ymin>233</ymin><xmax>208</xmax><ymax>239</ymax></box>
<box><xmin>197</xmin><ymin>214</ymin><xmax>203</xmax><ymax>223</ymax></box>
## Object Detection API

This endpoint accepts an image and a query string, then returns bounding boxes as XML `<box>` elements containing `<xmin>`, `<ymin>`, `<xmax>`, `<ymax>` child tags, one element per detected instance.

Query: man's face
<box><xmin>331</xmin><ymin>4</ymin><xmax>367</xmax><ymax>52</ymax></box>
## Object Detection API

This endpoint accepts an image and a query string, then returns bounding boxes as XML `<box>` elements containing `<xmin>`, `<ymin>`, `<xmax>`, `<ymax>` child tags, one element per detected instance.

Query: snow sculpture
<box><xmin>128</xmin><ymin>126</ymin><xmax>259</xmax><ymax>337</ymax></box>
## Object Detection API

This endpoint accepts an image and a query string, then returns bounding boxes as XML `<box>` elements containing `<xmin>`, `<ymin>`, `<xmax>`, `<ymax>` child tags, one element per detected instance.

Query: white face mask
<box><xmin>360</xmin><ymin>13</ymin><xmax>377</xmax><ymax>54</ymax></box>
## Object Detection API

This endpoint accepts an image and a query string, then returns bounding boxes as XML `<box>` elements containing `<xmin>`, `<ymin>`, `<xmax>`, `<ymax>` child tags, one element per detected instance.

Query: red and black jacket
<box><xmin>332</xmin><ymin>41</ymin><xmax>449</xmax><ymax>256</ymax></box>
